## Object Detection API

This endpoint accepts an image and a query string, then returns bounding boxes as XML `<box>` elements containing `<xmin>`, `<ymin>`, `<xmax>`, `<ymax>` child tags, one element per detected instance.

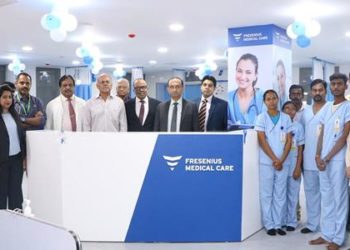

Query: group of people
<box><xmin>1</xmin><ymin>70</ymin><xmax>349</xmax><ymax>250</ymax></box>
<box><xmin>255</xmin><ymin>73</ymin><xmax>350</xmax><ymax>250</ymax></box>
<box><xmin>0</xmin><ymin>72</ymin><xmax>228</xmax><ymax>212</ymax></box>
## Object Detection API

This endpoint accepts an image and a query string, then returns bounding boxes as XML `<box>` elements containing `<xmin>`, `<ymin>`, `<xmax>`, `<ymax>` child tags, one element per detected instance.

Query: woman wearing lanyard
<box><xmin>0</xmin><ymin>82</ymin><xmax>26</xmax><ymax>210</ymax></box>
<box><xmin>255</xmin><ymin>89</ymin><xmax>292</xmax><ymax>236</ymax></box>
<box><xmin>228</xmin><ymin>53</ymin><xmax>264</xmax><ymax>127</ymax></box>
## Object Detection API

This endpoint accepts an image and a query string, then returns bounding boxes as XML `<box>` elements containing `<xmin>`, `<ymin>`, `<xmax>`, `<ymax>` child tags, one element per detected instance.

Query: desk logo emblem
<box><xmin>163</xmin><ymin>155</ymin><xmax>183</xmax><ymax>171</ymax></box>
<box><xmin>233</xmin><ymin>33</ymin><xmax>242</xmax><ymax>42</ymax></box>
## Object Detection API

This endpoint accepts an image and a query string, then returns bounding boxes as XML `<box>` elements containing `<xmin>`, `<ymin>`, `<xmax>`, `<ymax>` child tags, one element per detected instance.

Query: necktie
<box><xmin>170</xmin><ymin>102</ymin><xmax>178</xmax><ymax>132</ymax></box>
<box><xmin>199</xmin><ymin>99</ymin><xmax>207</xmax><ymax>131</ymax></box>
<box><xmin>68</xmin><ymin>98</ymin><xmax>77</xmax><ymax>131</ymax></box>
<box><xmin>139</xmin><ymin>100</ymin><xmax>145</xmax><ymax>124</ymax></box>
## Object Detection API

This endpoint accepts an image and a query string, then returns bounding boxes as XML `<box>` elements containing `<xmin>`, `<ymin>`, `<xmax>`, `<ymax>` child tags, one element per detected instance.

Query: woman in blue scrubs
<box><xmin>228</xmin><ymin>53</ymin><xmax>264</xmax><ymax>126</ymax></box>
<box><xmin>282</xmin><ymin>101</ymin><xmax>304</xmax><ymax>231</ymax></box>
<box><xmin>255</xmin><ymin>89</ymin><xmax>292</xmax><ymax>236</ymax></box>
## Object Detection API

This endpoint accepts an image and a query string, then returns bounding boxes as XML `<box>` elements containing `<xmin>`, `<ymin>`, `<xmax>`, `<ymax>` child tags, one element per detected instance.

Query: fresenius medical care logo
<box><xmin>163</xmin><ymin>155</ymin><xmax>234</xmax><ymax>172</ymax></box>
<box><xmin>163</xmin><ymin>155</ymin><xmax>183</xmax><ymax>171</ymax></box>
<box><xmin>233</xmin><ymin>33</ymin><xmax>242</xmax><ymax>42</ymax></box>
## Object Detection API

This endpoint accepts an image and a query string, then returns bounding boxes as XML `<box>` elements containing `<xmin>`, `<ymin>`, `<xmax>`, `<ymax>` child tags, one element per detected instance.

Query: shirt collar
<box><xmin>201</xmin><ymin>95</ymin><xmax>213</xmax><ymax>103</ymax></box>
<box><xmin>136</xmin><ymin>96</ymin><xmax>148</xmax><ymax>103</ymax></box>
<box><xmin>171</xmin><ymin>97</ymin><xmax>182</xmax><ymax>105</ymax></box>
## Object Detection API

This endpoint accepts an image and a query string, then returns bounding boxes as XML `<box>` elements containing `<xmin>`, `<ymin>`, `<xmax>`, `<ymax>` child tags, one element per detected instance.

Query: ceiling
<box><xmin>0</xmin><ymin>0</ymin><xmax>350</xmax><ymax>73</ymax></box>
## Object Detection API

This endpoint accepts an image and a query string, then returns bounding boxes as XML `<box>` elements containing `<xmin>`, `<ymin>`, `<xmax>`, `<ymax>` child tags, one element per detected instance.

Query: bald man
<box><xmin>117</xmin><ymin>78</ymin><xmax>130</xmax><ymax>103</ymax></box>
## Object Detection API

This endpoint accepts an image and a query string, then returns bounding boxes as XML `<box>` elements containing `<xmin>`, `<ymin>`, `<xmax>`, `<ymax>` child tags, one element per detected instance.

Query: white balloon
<box><xmin>12</xmin><ymin>58</ymin><xmax>20</xmax><ymax>65</ymax></box>
<box><xmin>286</xmin><ymin>24</ymin><xmax>297</xmax><ymax>39</ymax></box>
<box><xmin>62</xmin><ymin>14</ymin><xmax>78</xmax><ymax>32</ymax></box>
<box><xmin>19</xmin><ymin>63</ymin><xmax>26</xmax><ymax>71</ymax></box>
<box><xmin>305</xmin><ymin>19</ymin><xmax>321</xmax><ymax>38</ymax></box>
<box><xmin>8</xmin><ymin>63</ymin><xmax>14</xmax><ymax>71</ymax></box>
<box><xmin>92</xmin><ymin>60</ymin><xmax>103</xmax><ymax>71</ymax></box>
<box><xmin>91</xmin><ymin>67</ymin><xmax>100</xmax><ymax>75</ymax></box>
<box><xmin>40</xmin><ymin>14</ymin><xmax>50</xmax><ymax>31</ymax></box>
<box><xmin>75</xmin><ymin>47</ymin><xmax>83</xmax><ymax>57</ymax></box>
<box><xmin>89</xmin><ymin>46</ymin><xmax>101</xmax><ymax>58</ymax></box>
<box><xmin>50</xmin><ymin>28</ymin><xmax>67</xmax><ymax>42</ymax></box>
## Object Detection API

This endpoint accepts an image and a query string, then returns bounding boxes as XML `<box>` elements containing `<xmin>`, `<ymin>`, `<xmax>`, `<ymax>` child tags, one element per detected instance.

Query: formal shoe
<box><xmin>276</xmin><ymin>228</ymin><xmax>286</xmax><ymax>236</ymax></box>
<box><xmin>309</xmin><ymin>237</ymin><xmax>329</xmax><ymax>245</ymax></box>
<box><xmin>266</xmin><ymin>229</ymin><xmax>276</xmax><ymax>236</ymax></box>
<box><xmin>300</xmin><ymin>227</ymin><xmax>313</xmax><ymax>234</ymax></box>
<box><xmin>281</xmin><ymin>225</ymin><xmax>287</xmax><ymax>229</ymax></box>
<box><xmin>327</xmin><ymin>242</ymin><xmax>340</xmax><ymax>250</ymax></box>
<box><xmin>286</xmin><ymin>226</ymin><xmax>295</xmax><ymax>231</ymax></box>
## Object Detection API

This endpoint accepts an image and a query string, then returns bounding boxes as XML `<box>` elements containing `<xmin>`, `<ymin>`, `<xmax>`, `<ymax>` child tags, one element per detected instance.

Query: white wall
<box><xmin>292</xmin><ymin>66</ymin><xmax>300</xmax><ymax>84</ymax></box>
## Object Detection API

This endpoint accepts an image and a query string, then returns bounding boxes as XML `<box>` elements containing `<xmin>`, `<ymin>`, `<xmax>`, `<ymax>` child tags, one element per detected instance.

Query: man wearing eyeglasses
<box><xmin>125</xmin><ymin>78</ymin><xmax>160</xmax><ymax>131</ymax></box>
<box><xmin>154</xmin><ymin>77</ymin><xmax>199</xmax><ymax>132</ymax></box>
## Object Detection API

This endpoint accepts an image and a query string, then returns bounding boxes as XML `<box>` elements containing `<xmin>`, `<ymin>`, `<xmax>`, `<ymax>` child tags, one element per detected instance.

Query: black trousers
<box><xmin>0</xmin><ymin>153</ymin><xmax>23</xmax><ymax>210</ymax></box>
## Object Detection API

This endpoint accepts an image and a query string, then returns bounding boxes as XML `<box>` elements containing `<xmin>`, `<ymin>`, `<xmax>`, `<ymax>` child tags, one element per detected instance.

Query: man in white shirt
<box><xmin>45</xmin><ymin>75</ymin><xmax>86</xmax><ymax>131</ymax></box>
<box><xmin>83</xmin><ymin>73</ymin><xmax>127</xmax><ymax>132</ymax></box>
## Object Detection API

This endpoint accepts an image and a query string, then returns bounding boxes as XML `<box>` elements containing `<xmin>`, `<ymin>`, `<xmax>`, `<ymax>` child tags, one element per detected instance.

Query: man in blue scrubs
<box><xmin>300</xmin><ymin>79</ymin><xmax>328</xmax><ymax>234</ymax></box>
<box><xmin>309</xmin><ymin>73</ymin><xmax>350</xmax><ymax>250</ymax></box>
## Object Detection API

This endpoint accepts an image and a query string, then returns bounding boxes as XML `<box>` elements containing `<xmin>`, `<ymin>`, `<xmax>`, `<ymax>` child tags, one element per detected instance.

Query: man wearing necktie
<box><xmin>125</xmin><ymin>78</ymin><xmax>160</xmax><ymax>131</ymax></box>
<box><xmin>154</xmin><ymin>77</ymin><xmax>199</xmax><ymax>132</ymax></box>
<box><xmin>45</xmin><ymin>75</ymin><xmax>86</xmax><ymax>131</ymax></box>
<box><xmin>198</xmin><ymin>75</ymin><xmax>228</xmax><ymax>132</ymax></box>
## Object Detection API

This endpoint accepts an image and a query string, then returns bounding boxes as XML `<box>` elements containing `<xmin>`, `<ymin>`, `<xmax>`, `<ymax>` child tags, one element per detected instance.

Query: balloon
<box><xmin>296</xmin><ymin>35</ymin><xmax>311</xmax><ymax>48</ymax></box>
<box><xmin>76</xmin><ymin>47</ymin><xmax>90</xmax><ymax>58</ymax></box>
<box><xmin>8</xmin><ymin>63</ymin><xmax>14</xmax><ymax>71</ymax></box>
<box><xmin>45</xmin><ymin>14</ymin><xmax>61</xmax><ymax>30</ymax></box>
<box><xmin>286</xmin><ymin>24</ymin><xmax>297</xmax><ymax>39</ymax></box>
<box><xmin>62</xmin><ymin>14</ymin><xmax>78</xmax><ymax>32</ymax></box>
<box><xmin>83</xmin><ymin>56</ymin><xmax>94</xmax><ymax>65</ymax></box>
<box><xmin>50</xmin><ymin>28</ymin><xmax>67</xmax><ymax>42</ymax></box>
<box><xmin>92</xmin><ymin>60</ymin><xmax>103</xmax><ymax>71</ymax></box>
<box><xmin>91</xmin><ymin>67</ymin><xmax>100</xmax><ymax>75</ymax></box>
<box><xmin>41</xmin><ymin>14</ymin><xmax>50</xmax><ymax>30</ymax></box>
<box><xmin>292</xmin><ymin>21</ymin><xmax>305</xmax><ymax>36</ymax></box>
<box><xmin>305</xmin><ymin>19</ymin><xmax>321</xmax><ymax>38</ymax></box>
<box><xmin>19</xmin><ymin>63</ymin><xmax>26</xmax><ymax>71</ymax></box>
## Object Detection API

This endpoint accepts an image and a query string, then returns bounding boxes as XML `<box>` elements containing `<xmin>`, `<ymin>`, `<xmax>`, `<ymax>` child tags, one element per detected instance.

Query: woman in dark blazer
<box><xmin>0</xmin><ymin>82</ymin><xmax>26</xmax><ymax>210</ymax></box>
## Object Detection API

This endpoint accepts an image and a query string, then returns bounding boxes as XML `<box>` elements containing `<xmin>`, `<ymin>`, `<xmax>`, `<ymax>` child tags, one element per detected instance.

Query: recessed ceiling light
<box><xmin>157</xmin><ymin>47</ymin><xmax>168</xmax><ymax>53</ymax></box>
<box><xmin>169</xmin><ymin>23</ymin><xmax>184</xmax><ymax>32</ymax></box>
<box><xmin>345</xmin><ymin>32</ymin><xmax>350</xmax><ymax>38</ymax></box>
<box><xmin>72</xmin><ymin>60</ymin><xmax>80</xmax><ymax>65</ymax></box>
<box><xmin>149</xmin><ymin>60</ymin><xmax>157</xmax><ymax>65</ymax></box>
<box><xmin>22</xmin><ymin>46</ymin><xmax>33</xmax><ymax>52</ymax></box>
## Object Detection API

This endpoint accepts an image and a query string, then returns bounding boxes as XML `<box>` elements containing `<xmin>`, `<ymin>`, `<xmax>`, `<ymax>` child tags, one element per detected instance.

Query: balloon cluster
<box><xmin>113</xmin><ymin>64</ymin><xmax>126</xmax><ymax>78</ymax></box>
<box><xmin>40</xmin><ymin>4</ymin><xmax>78</xmax><ymax>42</ymax></box>
<box><xmin>75</xmin><ymin>43</ymin><xmax>103</xmax><ymax>75</ymax></box>
<box><xmin>195</xmin><ymin>60</ymin><xmax>218</xmax><ymax>79</ymax></box>
<box><xmin>287</xmin><ymin>18</ymin><xmax>321</xmax><ymax>48</ymax></box>
<box><xmin>8</xmin><ymin>59</ymin><xmax>25</xmax><ymax>76</ymax></box>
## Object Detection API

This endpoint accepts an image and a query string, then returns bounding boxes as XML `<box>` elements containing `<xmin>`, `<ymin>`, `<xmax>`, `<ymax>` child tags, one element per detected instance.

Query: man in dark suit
<box><xmin>154</xmin><ymin>77</ymin><xmax>199</xmax><ymax>132</ymax></box>
<box><xmin>198</xmin><ymin>75</ymin><xmax>227</xmax><ymax>131</ymax></box>
<box><xmin>125</xmin><ymin>78</ymin><xmax>160</xmax><ymax>131</ymax></box>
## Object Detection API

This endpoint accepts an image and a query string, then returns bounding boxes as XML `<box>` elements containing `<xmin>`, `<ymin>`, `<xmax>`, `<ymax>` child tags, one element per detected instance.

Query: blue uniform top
<box><xmin>320</xmin><ymin>100</ymin><xmax>350</xmax><ymax>161</ymax></box>
<box><xmin>228</xmin><ymin>88</ymin><xmax>264</xmax><ymax>126</ymax></box>
<box><xmin>301</xmin><ymin>103</ymin><xmax>329</xmax><ymax>171</ymax></box>
<box><xmin>255</xmin><ymin>111</ymin><xmax>293</xmax><ymax>165</ymax></box>
<box><xmin>286</xmin><ymin>120</ymin><xmax>304</xmax><ymax>176</ymax></box>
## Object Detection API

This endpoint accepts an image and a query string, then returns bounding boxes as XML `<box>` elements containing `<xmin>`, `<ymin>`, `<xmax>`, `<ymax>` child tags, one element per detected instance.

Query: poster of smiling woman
<box><xmin>227</xmin><ymin>24</ymin><xmax>292</xmax><ymax>128</ymax></box>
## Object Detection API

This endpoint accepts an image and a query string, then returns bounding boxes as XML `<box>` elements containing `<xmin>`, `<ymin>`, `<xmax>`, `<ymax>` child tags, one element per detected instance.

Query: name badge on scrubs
<box><xmin>334</xmin><ymin>117</ymin><xmax>340</xmax><ymax>132</ymax></box>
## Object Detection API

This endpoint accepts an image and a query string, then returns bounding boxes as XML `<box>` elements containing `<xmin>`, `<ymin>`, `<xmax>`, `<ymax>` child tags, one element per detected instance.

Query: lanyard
<box><xmin>16</xmin><ymin>94</ymin><xmax>31</xmax><ymax>116</ymax></box>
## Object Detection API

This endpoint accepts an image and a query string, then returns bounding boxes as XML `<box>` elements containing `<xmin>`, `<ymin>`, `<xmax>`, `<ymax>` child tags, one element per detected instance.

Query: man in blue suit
<box><xmin>198</xmin><ymin>75</ymin><xmax>227</xmax><ymax>131</ymax></box>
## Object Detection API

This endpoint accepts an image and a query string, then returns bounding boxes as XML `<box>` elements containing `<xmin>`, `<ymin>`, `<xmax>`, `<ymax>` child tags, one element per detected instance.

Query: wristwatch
<box><xmin>20</xmin><ymin>117</ymin><xmax>26</xmax><ymax>123</ymax></box>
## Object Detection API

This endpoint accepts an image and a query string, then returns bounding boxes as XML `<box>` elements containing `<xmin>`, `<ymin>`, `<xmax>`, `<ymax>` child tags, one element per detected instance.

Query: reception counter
<box><xmin>27</xmin><ymin>131</ymin><xmax>261</xmax><ymax>242</ymax></box>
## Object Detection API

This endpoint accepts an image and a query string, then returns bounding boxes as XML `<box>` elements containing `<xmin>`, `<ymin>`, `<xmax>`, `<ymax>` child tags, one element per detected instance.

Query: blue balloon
<box><xmin>292</xmin><ymin>21</ymin><xmax>305</xmax><ymax>36</ymax></box>
<box><xmin>80</xmin><ymin>47</ymin><xmax>90</xmax><ymax>57</ymax></box>
<box><xmin>296</xmin><ymin>35</ymin><xmax>311</xmax><ymax>48</ymax></box>
<box><xmin>45</xmin><ymin>14</ymin><xmax>61</xmax><ymax>30</ymax></box>
<box><xmin>83</xmin><ymin>56</ymin><xmax>94</xmax><ymax>65</ymax></box>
